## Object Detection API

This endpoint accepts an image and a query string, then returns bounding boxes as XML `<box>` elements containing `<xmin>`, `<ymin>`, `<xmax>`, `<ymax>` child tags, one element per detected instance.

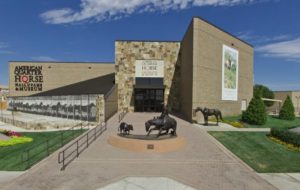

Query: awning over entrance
<box><xmin>133</xmin><ymin>84</ymin><xmax>165</xmax><ymax>89</ymax></box>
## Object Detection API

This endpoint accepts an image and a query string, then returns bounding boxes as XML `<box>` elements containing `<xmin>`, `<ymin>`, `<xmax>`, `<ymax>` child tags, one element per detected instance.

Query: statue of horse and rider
<box><xmin>194</xmin><ymin>107</ymin><xmax>223</xmax><ymax>126</ymax></box>
<box><xmin>145</xmin><ymin>105</ymin><xmax>177</xmax><ymax>137</ymax></box>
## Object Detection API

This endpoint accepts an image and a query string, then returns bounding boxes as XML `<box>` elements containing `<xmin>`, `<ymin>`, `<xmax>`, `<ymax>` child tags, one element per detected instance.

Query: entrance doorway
<box><xmin>134</xmin><ymin>89</ymin><xmax>164</xmax><ymax>112</ymax></box>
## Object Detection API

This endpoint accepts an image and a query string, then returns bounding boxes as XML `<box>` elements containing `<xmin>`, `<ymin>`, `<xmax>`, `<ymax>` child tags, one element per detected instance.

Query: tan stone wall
<box><xmin>9</xmin><ymin>62</ymin><xmax>115</xmax><ymax>97</ymax></box>
<box><xmin>192</xmin><ymin>18</ymin><xmax>254</xmax><ymax>121</ymax></box>
<box><xmin>96</xmin><ymin>95</ymin><xmax>105</xmax><ymax>123</ymax></box>
<box><xmin>270</xmin><ymin>91</ymin><xmax>300</xmax><ymax>115</ymax></box>
<box><xmin>115</xmin><ymin>41</ymin><xmax>181</xmax><ymax>112</ymax></box>
<box><xmin>291</xmin><ymin>92</ymin><xmax>300</xmax><ymax>114</ymax></box>
<box><xmin>104</xmin><ymin>85</ymin><xmax>118</xmax><ymax>121</ymax></box>
<box><xmin>268</xmin><ymin>91</ymin><xmax>291</xmax><ymax>113</ymax></box>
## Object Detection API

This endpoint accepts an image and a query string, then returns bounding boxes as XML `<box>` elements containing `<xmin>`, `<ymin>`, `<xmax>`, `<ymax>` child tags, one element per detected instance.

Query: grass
<box><xmin>209</xmin><ymin>131</ymin><xmax>300</xmax><ymax>173</ymax></box>
<box><xmin>224</xmin><ymin>115</ymin><xmax>300</xmax><ymax>129</ymax></box>
<box><xmin>0</xmin><ymin>130</ymin><xmax>85</xmax><ymax>171</ymax></box>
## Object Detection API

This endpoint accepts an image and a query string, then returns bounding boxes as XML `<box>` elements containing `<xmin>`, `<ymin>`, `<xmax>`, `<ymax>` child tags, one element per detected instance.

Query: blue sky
<box><xmin>0</xmin><ymin>0</ymin><xmax>300</xmax><ymax>91</ymax></box>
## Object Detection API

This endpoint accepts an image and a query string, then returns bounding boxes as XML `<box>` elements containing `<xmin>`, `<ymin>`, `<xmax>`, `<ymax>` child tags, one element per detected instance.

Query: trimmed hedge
<box><xmin>270</xmin><ymin>127</ymin><xmax>300</xmax><ymax>147</ymax></box>
<box><xmin>242</xmin><ymin>94</ymin><xmax>267</xmax><ymax>125</ymax></box>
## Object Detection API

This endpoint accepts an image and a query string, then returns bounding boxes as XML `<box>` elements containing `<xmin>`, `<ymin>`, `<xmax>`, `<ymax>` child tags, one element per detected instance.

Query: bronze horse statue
<box><xmin>145</xmin><ymin>115</ymin><xmax>177</xmax><ymax>137</ymax></box>
<box><xmin>195</xmin><ymin>107</ymin><xmax>223</xmax><ymax>126</ymax></box>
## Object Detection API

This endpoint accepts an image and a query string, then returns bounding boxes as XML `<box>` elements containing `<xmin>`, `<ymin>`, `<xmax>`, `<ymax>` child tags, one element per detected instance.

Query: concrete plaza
<box><xmin>1</xmin><ymin>113</ymin><xmax>275</xmax><ymax>190</ymax></box>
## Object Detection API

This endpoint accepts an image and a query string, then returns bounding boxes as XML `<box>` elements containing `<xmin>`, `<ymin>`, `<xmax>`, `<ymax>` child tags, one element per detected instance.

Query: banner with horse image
<box><xmin>222</xmin><ymin>45</ymin><xmax>239</xmax><ymax>101</ymax></box>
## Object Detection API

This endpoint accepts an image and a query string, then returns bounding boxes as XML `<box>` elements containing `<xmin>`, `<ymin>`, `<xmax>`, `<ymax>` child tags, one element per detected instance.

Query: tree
<box><xmin>253</xmin><ymin>84</ymin><xmax>274</xmax><ymax>107</ymax></box>
<box><xmin>242</xmin><ymin>94</ymin><xmax>267</xmax><ymax>125</ymax></box>
<box><xmin>279</xmin><ymin>96</ymin><xmax>295</xmax><ymax>120</ymax></box>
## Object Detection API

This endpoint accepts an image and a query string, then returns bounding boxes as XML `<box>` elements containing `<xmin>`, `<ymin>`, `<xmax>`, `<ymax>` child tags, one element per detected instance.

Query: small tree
<box><xmin>242</xmin><ymin>94</ymin><xmax>267</xmax><ymax>125</ymax></box>
<box><xmin>279</xmin><ymin>96</ymin><xmax>295</xmax><ymax>120</ymax></box>
<box><xmin>253</xmin><ymin>84</ymin><xmax>274</xmax><ymax>107</ymax></box>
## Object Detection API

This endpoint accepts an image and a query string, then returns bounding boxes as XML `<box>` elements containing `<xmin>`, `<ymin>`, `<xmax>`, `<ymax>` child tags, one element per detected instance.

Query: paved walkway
<box><xmin>2</xmin><ymin>113</ymin><xmax>275</xmax><ymax>190</ymax></box>
<box><xmin>259</xmin><ymin>173</ymin><xmax>300</xmax><ymax>190</ymax></box>
<box><xmin>0</xmin><ymin>171</ymin><xmax>25</xmax><ymax>186</ymax></box>
<box><xmin>98</xmin><ymin>177</ymin><xmax>197</xmax><ymax>190</ymax></box>
<box><xmin>193</xmin><ymin>122</ymin><xmax>270</xmax><ymax>132</ymax></box>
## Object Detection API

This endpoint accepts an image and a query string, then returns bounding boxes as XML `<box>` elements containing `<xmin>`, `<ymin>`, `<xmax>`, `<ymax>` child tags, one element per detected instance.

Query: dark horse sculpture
<box><xmin>195</xmin><ymin>107</ymin><xmax>223</xmax><ymax>126</ymax></box>
<box><xmin>145</xmin><ymin>115</ymin><xmax>177</xmax><ymax>137</ymax></box>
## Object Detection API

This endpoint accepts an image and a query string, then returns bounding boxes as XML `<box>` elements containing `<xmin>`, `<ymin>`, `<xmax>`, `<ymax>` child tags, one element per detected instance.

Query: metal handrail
<box><xmin>58</xmin><ymin>122</ymin><xmax>106</xmax><ymax>170</ymax></box>
<box><xmin>21</xmin><ymin>122</ymin><xmax>87</xmax><ymax>169</ymax></box>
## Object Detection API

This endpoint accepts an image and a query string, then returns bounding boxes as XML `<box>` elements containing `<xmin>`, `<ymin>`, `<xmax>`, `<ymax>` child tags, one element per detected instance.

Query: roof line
<box><xmin>115</xmin><ymin>39</ymin><xmax>180</xmax><ymax>43</ymax></box>
<box><xmin>193</xmin><ymin>16</ymin><xmax>253</xmax><ymax>47</ymax></box>
<box><xmin>9</xmin><ymin>61</ymin><xmax>115</xmax><ymax>64</ymax></box>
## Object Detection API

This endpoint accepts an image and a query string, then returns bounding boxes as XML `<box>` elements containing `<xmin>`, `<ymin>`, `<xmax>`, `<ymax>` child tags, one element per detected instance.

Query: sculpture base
<box><xmin>118</xmin><ymin>134</ymin><xmax>177</xmax><ymax>140</ymax></box>
<box><xmin>108</xmin><ymin>134</ymin><xmax>187</xmax><ymax>153</ymax></box>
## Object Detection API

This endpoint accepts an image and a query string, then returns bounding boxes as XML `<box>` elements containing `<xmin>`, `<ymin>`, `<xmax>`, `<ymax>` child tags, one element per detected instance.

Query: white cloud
<box><xmin>0</xmin><ymin>42</ymin><xmax>15</xmax><ymax>54</ymax></box>
<box><xmin>0</xmin><ymin>50</ymin><xmax>15</xmax><ymax>54</ymax></box>
<box><xmin>31</xmin><ymin>56</ymin><xmax>58</xmax><ymax>62</ymax></box>
<box><xmin>237</xmin><ymin>31</ymin><xmax>294</xmax><ymax>45</ymax></box>
<box><xmin>256</xmin><ymin>37</ymin><xmax>300</xmax><ymax>60</ymax></box>
<box><xmin>41</xmin><ymin>0</ymin><xmax>261</xmax><ymax>24</ymax></box>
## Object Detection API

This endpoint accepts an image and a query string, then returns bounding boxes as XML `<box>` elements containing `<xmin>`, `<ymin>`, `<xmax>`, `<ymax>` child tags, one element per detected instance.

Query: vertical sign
<box><xmin>222</xmin><ymin>45</ymin><xmax>239</xmax><ymax>101</ymax></box>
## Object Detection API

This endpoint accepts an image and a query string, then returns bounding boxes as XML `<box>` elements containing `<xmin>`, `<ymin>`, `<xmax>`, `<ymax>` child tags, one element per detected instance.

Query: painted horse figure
<box><xmin>145</xmin><ymin>115</ymin><xmax>177</xmax><ymax>137</ymax></box>
<box><xmin>194</xmin><ymin>107</ymin><xmax>223</xmax><ymax>126</ymax></box>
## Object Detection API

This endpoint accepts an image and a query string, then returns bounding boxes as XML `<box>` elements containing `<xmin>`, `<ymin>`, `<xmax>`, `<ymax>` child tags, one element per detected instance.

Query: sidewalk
<box><xmin>259</xmin><ymin>173</ymin><xmax>300</xmax><ymax>190</ymax></box>
<box><xmin>193</xmin><ymin>122</ymin><xmax>270</xmax><ymax>132</ymax></box>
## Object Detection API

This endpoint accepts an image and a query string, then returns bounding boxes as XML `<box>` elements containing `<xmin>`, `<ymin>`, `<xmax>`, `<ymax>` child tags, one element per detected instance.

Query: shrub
<box><xmin>0</xmin><ymin>136</ymin><xmax>33</xmax><ymax>147</ymax></box>
<box><xmin>242</xmin><ymin>94</ymin><xmax>267</xmax><ymax>125</ymax></box>
<box><xmin>270</xmin><ymin>127</ymin><xmax>300</xmax><ymax>147</ymax></box>
<box><xmin>279</xmin><ymin>96</ymin><xmax>295</xmax><ymax>120</ymax></box>
<box><xmin>254</xmin><ymin>84</ymin><xmax>274</xmax><ymax>107</ymax></box>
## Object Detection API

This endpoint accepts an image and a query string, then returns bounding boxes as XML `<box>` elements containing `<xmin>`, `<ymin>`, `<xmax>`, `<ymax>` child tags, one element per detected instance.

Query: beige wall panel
<box><xmin>192</xmin><ymin>18</ymin><xmax>253</xmax><ymax>118</ymax></box>
<box><xmin>105</xmin><ymin>85</ymin><xmax>118</xmax><ymax>121</ymax></box>
<box><xmin>9</xmin><ymin>62</ymin><xmax>115</xmax><ymax>97</ymax></box>
<box><xmin>180</xmin><ymin>22</ymin><xmax>194</xmax><ymax>121</ymax></box>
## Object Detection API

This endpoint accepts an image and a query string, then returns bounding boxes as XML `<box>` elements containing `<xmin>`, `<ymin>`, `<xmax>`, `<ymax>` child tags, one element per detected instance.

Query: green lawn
<box><xmin>0</xmin><ymin>130</ymin><xmax>85</xmax><ymax>171</ymax></box>
<box><xmin>209</xmin><ymin>131</ymin><xmax>300</xmax><ymax>173</ymax></box>
<box><xmin>224</xmin><ymin>115</ymin><xmax>300</xmax><ymax>129</ymax></box>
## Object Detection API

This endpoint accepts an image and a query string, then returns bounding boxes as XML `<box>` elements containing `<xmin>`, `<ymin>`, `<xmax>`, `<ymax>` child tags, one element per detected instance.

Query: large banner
<box><xmin>135</xmin><ymin>60</ymin><xmax>164</xmax><ymax>78</ymax></box>
<box><xmin>222</xmin><ymin>45</ymin><xmax>239</xmax><ymax>101</ymax></box>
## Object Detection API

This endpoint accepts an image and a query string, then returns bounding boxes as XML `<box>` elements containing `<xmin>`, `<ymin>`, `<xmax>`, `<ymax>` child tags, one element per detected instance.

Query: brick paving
<box><xmin>2</xmin><ymin>113</ymin><xmax>275</xmax><ymax>190</ymax></box>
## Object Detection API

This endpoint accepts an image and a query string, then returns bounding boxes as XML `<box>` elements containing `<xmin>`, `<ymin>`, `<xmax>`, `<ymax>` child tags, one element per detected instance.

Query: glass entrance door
<box><xmin>134</xmin><ymin>89</ymin><xmax>164</xmax><ymax>112</ymax></box>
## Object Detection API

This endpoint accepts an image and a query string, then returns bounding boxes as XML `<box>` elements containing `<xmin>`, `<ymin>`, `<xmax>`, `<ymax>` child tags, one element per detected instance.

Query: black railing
<box><xmin>118</xmin><ymin>111</ymin><xmax>127</xmax><ymax>123</ymax></box>
<box><xmin>58</xmin><ymin>122</ymin><xmax>106</xmax><ymax>170</ymax></box>
<box><xmin>21</xmin><ymin>122</ymin><xmax>88</xmax><ymax>170</ymax></box>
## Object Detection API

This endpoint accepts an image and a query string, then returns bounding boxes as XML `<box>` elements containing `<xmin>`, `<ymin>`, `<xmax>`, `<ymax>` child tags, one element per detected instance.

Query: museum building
<box><xmin>8</xmin><ymin>17</ymin><xmax>254</xmax><ymax>123</ymax></box>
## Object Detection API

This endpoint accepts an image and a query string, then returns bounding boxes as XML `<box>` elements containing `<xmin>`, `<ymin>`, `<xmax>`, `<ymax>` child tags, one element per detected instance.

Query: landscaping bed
<box><xmin>209</xmin><ymin>131</ymin><xmax>300</xmax><ymax>173</ymax></box>
<box><xmin>224</xmin><ymin>115</ymin><xmax>300</xmax><ymax>129</ymax></box>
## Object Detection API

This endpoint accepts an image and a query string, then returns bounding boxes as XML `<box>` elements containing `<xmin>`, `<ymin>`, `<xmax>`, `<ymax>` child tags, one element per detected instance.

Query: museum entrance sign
<box><xmin>135</xmin><ymin>60</ymin><xmax>164</xmax><ymax>78</ymax></box>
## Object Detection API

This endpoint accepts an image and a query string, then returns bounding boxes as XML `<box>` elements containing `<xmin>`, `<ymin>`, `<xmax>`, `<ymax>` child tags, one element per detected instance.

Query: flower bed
<box><xmin>270</xmin><ymin>127</ymin><xmax>300</xmax><ymax>147</ymax></box>
<box><xmin>208</xmin><ymin>118</ymin><xmax>245</xmax><ymax>128</ymax></box>
<box><xmin>0</xmin><ymin>130</ymin><xmax>33</xmax><ymax>147</ymax></box>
